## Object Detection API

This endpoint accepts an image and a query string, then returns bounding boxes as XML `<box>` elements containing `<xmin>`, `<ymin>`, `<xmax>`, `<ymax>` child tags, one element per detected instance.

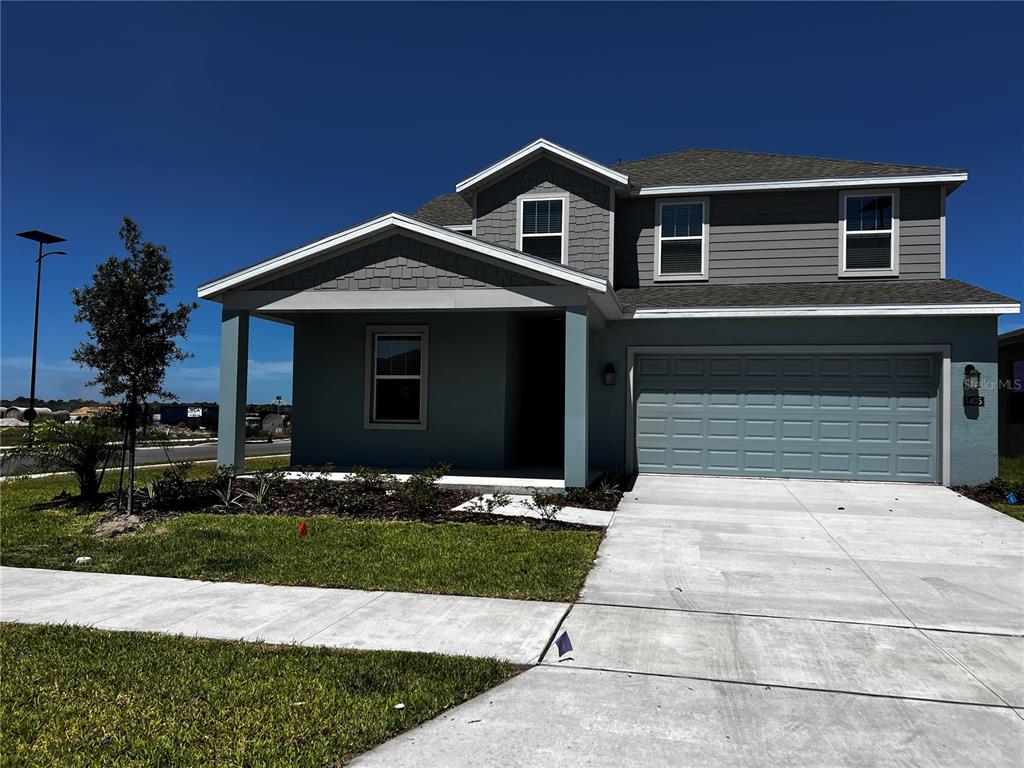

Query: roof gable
<box><xmin>198</xmin><ymin>213</ymin><xmax>606</xmax><ymax>299</ymax></box>
<box><xmin>455</xmin><ymin>138</ymin><xmax>628</xmax><ymax>196</ymax></box>
<box><xmin>250</xmin><ymin>233</ymin><xmax>550</xmax><ymax>293</ymax></box>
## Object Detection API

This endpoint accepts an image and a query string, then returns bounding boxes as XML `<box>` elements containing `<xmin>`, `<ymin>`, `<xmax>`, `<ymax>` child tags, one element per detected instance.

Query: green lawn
<box><xmin>0</xmin><ymin>622</ymin><xmax>517</xmax><ymax>768</ymax></box>
<box><xmin>981</xmin><ymin>457</ymin><xmax>1024</xmax><ymax>522</ymax></box>
<box><xmin>0</xmin><ymin>462</ymin><xmax>603</xmax><ymax>601</ymax></box>
<box><xmin>998</xmin><ymin>455</ymin><xmax>1024</xmax><ymax>484</ymax></box>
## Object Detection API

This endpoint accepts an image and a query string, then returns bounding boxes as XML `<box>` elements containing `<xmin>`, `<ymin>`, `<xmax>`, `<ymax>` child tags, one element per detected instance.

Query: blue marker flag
<box><xmin>554</xmin><ymin>630</ymin><xmax>573</xmax><ymax>657</ymax></box>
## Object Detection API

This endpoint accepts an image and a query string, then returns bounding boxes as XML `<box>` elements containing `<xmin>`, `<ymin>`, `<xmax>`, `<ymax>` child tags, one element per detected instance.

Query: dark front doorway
<box><xmin>508</xmin><ymin>312</ymin><xmax>565</xmax><ymax>470</ymax></box>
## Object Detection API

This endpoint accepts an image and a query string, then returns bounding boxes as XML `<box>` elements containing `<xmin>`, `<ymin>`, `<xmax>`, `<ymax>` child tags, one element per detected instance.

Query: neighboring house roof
<box><xmin>455</xmin><ymin>138</ymin><xmax>629</xmax><ymax>195</ymax></box>
<box><xmin>617</xmin><ymin>279</ymin><xmax>1019</xmax><ymax>318</ymax></box>
<box><xmin>998</xmin><ymin>327</ymin><xmax>1024</xmax><ymax>346</ymax></box>
<box><xmin>411</xmin><ymin>193</ymin><xmax>472</xmax><ymax>227</ymax></box>
<box><xmin>197</xmin><ymin>212</ymin><xmax>607</xmax><ymax>299</ymax></box>
<box><xmin>612</xmin><ymin>148</ymin><xmax>965</xmax><ymax>190</ymax></box>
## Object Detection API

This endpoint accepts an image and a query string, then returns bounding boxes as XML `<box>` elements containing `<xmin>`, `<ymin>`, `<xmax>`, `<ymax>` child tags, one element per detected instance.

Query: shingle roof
<box><xmin>612</xmin><ymin>148</ymin><xmax>963</xmax><ymax>188</ymax></box>
<box><xmin>615</xmin><ymin>279</ymin><xmax>1016</xmax><ymax>311</ymax></box>
<box><xmin>410</xmin><ymin>193</ymin><xmax>472</xmax><ymax>227</ymax></box>
<box><xmin>411</xmin><ymin>148</ymin><xmax>964</xmax><ymax>227</ymax></box>
<box><xmin>999</xmin><ymin>327</ymin><xmax>1024</xmax><ymax>346</ymax></box>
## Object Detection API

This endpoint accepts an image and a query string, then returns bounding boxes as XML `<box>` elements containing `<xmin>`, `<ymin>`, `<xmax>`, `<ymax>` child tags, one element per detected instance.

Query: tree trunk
<box><xmin>126</xmin><ymin>425</ymin><xmax>136</xmax><ymax>516</ymax></box>
<box><xmin>115</xmin><ymin>426</ymin><xmax>128</xmax><ymax>514</ymax></box>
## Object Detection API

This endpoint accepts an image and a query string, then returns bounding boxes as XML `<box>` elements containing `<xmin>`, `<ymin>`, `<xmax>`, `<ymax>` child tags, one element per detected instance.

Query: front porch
<box><xmin>201</xmin><ymin>213</ymin><xmax>618</xmax><ymax>488</ymax></box>
<box><xmin>217</xmin><ymin>305</ymin><xmax>595</xmax><ymax>487</ymax></box>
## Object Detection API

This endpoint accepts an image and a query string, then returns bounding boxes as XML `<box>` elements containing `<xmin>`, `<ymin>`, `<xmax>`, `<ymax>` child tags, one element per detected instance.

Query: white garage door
<box><xmin>633</xmin><ymin>352</ymin><xmax>940</xmax><ymax>482</ymax></box>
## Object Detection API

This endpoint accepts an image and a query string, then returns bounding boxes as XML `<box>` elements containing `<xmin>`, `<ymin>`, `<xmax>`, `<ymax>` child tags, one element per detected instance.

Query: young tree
<box><xmin>71</xmin><ymin>217</ymin><xmax>197</xmax><ymax>514</ymax></box>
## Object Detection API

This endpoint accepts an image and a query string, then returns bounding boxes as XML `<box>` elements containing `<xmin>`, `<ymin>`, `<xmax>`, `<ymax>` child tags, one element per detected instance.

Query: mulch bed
<box><xmin>93</xmin><ymin>476</ymin><xmax>618</xmax><ymax>535</ymax></box>
<box><xmin>951</xmin><ymin>477</ymin><xmax>1023</xmax><ymax>507</ymax></box>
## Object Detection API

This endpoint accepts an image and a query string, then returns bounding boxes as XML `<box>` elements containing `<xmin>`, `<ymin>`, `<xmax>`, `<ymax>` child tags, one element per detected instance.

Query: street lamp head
<box><xmin>43</xmin><ymin>251</ymin><xmax>67</xmax><ymax>257</ymax></box>
<box><xmin>16</xmin><ymin>230</ymin><xmax>66</xmax><ymax>245</ymax></box>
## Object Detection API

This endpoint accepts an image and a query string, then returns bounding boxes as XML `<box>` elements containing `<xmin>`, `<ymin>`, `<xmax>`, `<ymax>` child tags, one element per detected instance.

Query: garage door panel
<box><xmin>635</xmin><ymin>352</ymin><xmax>939</xmax><ymax>483</ymax></box>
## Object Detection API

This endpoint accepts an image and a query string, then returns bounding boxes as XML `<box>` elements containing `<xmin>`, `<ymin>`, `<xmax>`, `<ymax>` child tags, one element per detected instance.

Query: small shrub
<box><xmin>336</xmin><ymin>494</ymin><xmax>370</xmax><ymax>515</ymax></box>
<box><xmin>463</xmin><ymin>491</ymin><xmax>513</xmax><ymax>515</ymax></box>
<box><xmin>527</xmin><ymin>492</ymin><xmax>567</xmax><ymax>526</ymax></box>
<box><xmin>400</xmin><ymin>463</ymin><xmax>451</xmax><ymax>511</ymax></box>
<box><xmin>305</xmin><ymin>464</ymin><xmax>341</xmax><ymax>508</ymax></box>
<box><xmin>151</xmin><ymin>462</ymin><xmax>194</xmax><ymax>501</ymax></box>
<box><xmin>10</xmin><ymin>419</ymin><xmax>119</xmax><ymax>500</ymax></box>
<box><xmin>565</xmin><ymin>487</ymin><xmax>591</xmax><ymax>506</ymax></box>
<box><xmin>212</xmin><ymin>468</ymin><xmax>243</xmax><ymax>510</ymax></box>
<box><xmin>349</xmin><ymin>466</ymin><xmax>398</xmax><ymax>493</ymax></box>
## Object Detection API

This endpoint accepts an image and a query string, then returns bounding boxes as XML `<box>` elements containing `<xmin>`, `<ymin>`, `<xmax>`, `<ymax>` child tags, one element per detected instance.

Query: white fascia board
<box><xmin>637</xmin><ymin>173</ymin><xmax>968</xmax><ymax>197</ymax></box>
<box><xmin>455</xmin><ymin>138</ymin><xmax>629</xmax><ymax>194</ymax></box>
<box><xmin>197</xmin><ymin>212</ymin><xmax>606</xmax><ymax>299</ymax></box>
<box><xmin>625</xmin><ymin>302</ymin><xmax>1019</xmax><ymax>319</ymax></box>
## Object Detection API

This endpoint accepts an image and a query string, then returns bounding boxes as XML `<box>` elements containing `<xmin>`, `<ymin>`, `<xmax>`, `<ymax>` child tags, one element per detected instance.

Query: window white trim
<box><xmin>637</xmin><ymin>172</ymin><xmax>967</xmax><ymax>196</ymax></box>
<box><xmin>364</xmin><ymin>325</ymin><xmax>429</xmax><ymax>431</ymax></box>
<box><xmin>608</xmin><ymin>186</ymin><xmax>616</xmax><ymax>287</ymax></box>
<box><xmin>939</xmin><ymin>185</ymin><xmax>947</xmax><ymax>278</ymax></box>
<box><xmin>839</xmin><ymin>188</ymin><xmax>900</xmax><ymax>277</ymax></box>
<box><xmin>516</xmin><ymin>193</ymin><xmax>569</xmax><ymax>265</ymax></box>
<box><xmin>655</xmin><ymin>196</ymin><xmax>709</xmax><ymax>282</ymax></box>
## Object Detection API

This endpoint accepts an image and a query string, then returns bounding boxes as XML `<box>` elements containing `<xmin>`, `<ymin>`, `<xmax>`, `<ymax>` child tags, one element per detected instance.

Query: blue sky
<box><xmin>2</xmin><ymin>2</ymin><xmax>1022</xmax><ymax>403</ymax></box>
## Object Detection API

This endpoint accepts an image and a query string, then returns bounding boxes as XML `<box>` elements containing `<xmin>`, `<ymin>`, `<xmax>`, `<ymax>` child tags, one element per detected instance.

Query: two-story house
<box><xmin>199</xmin><ymin>139</ymin><xmax>1019</xmax><ymax>487</ymax></box>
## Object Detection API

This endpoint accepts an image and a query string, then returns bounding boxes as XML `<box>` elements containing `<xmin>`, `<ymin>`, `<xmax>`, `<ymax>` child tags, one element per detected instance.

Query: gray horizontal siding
<box><xmin>475</xmin><ymin>157</ymin><xmax>611</xmax><ymax>278</ymax></box>
<box><xmin>615</xmin><ymin>185</ymin><xmax>943</xmax><ymax>287</ymax></box>
<box><xmin>253</xmin><ymin>234</ymin><xmax>546</xmax><ymax>292</ymax></box>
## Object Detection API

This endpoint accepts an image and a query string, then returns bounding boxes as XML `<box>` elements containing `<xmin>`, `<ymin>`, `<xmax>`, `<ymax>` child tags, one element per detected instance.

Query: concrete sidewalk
<box><xmin>0</xmin><ymin>566</ymin><xmax>567</xmax><ymax>664</ymax></box>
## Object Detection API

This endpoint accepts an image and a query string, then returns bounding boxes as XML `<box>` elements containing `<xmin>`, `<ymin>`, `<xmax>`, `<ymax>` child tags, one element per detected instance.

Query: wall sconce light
<box><xmin>963</xmin><ymin>364</ymin><xmax>981</xmax><ymax>390</ymax></box>
<box><xmin>603</xmin><ymin>363</ymin><xmax>616</xmax><ymax>386</ymax></box>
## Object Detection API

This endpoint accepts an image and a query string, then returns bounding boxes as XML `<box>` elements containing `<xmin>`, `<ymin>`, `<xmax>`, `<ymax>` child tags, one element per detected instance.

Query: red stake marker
<box><xmin>297</xmin><ymin>521</ymin><xmax>308</xmax><ymax>537</ymax></box>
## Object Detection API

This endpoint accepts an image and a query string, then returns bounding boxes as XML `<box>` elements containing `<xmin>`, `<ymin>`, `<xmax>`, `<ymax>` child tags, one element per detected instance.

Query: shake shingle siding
<box><xmin>475</xmin><ymin>157</ymin><xmax>611</xmax><ymax>277</ymax></box>
<box><xmin>254</xmin><ymin>234</ymin><xmax>545</xmax><ymax>291</ymax></box>
<box><xmin>615</xmin><ymin>185</ymin><xmax>944</xmax><ymax>286</ymax></box>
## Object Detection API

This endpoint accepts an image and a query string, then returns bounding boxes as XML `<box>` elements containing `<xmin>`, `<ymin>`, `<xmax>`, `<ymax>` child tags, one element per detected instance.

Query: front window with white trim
<box><xmin>518</xmin><ymin>197</ymin><xmax>565</xmax><ymax>263</ymax></box>
<box><xmin>656</xmin><ymin>198</ymin><xmax>708</xmax><ymax>280</ymax></box>
<box><xmin>366</xmin><ymin>327</ymin><xmax>428</xmax><ymax>429</ymax></box>
<box><xmin>841</xmin><ymin>192</ymin><xmax>899</xmax><ymax>275</ymax></box>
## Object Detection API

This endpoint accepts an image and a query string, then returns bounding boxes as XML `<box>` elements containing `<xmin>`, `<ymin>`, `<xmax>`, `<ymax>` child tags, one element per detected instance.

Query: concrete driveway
<box><xmin>353</xmin><ymin>475</ymin><xmax>1024</xmax><ymax>767</ymax></box>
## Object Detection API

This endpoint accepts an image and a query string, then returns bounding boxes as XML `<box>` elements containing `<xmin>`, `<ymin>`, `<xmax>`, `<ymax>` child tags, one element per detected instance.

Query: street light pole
<box><xmin>16</xmin><ymin>230</ymin><xmax>67</xmax><ymax>429</ymax></box>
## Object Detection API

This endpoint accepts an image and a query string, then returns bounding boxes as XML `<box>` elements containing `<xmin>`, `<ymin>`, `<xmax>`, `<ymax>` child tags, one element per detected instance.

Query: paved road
<box><xmin>353</xmin><ymin>475</ymin><xmax>1024</xmax><ymax>767</ymax></box>
<box><xmin>0</xmin><ymin>439</ymin><xmax>290</xmax><ymax>475</ymax></box>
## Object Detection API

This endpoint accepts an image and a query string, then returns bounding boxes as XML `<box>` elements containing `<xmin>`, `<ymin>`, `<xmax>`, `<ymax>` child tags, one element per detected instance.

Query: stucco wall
<box><xmin>588</xmin><ymin>315</ymin><xmax>998</xmax><ymax>485</ymax></box>
<box><xmin>291</xmin><ymin>311</ymin><xmax>512</xmax><ymax>469</ymax></box>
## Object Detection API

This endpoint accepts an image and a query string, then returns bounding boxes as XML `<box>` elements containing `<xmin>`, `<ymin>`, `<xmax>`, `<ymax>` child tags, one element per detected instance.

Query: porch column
<box><xmin>564</xmin><ymin>304</ymin><xmax>589</xmax><ymax>488</ymax></box>
<box><xmin>217</xmin><ymin>308</ymin><xmax>249</xmax><ymax>472</ymax></box>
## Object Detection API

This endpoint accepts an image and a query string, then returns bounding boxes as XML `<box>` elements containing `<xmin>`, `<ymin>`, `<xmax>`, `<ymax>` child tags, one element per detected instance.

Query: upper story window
<box><xmin>656</xmin><ymin>197</ymin><xmax>709</xmax><ymax>280</ymax></box>
<box><xmin>364</xmin><ymin>326</ymin><xmax>428</xmax><ymax>430</ymax></box>
<box><xmin>841</xmin><ymin>191</ymin><xmax>899</xmax><ymax>276</ymax></box>
<box><xmin>517</xmin><ymin>196</ymin><xmax>566</xmax><ymax>263</ymax></box>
